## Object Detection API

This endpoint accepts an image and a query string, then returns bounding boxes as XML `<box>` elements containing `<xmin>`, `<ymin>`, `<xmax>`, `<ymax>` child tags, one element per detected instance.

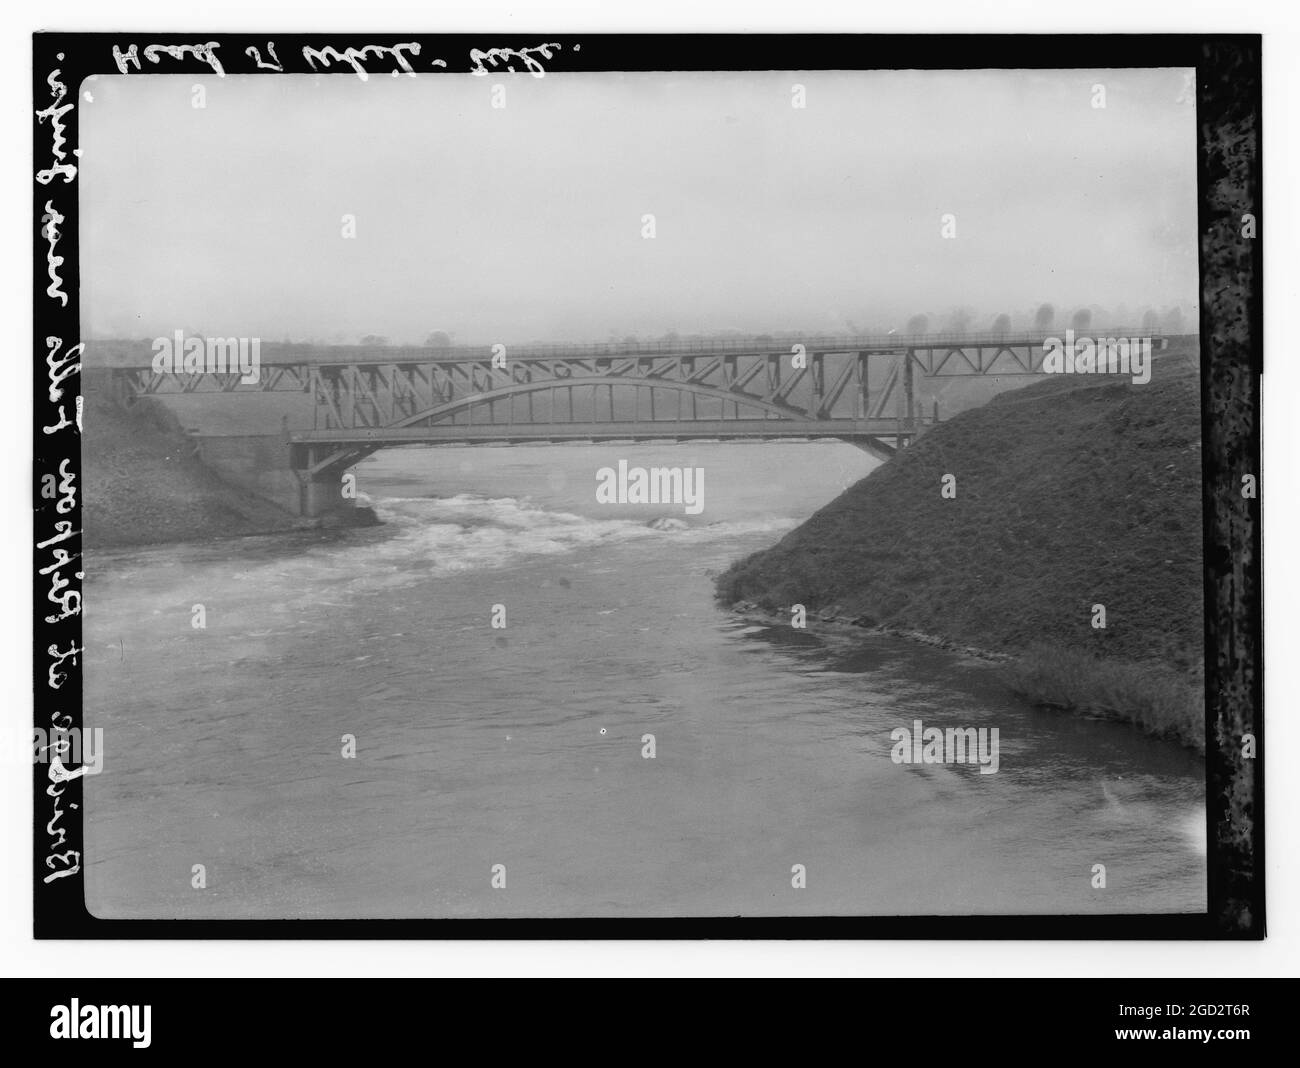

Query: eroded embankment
<box><xmin>82</xmin><ymin>391</ymin><xmax>315</xmax><ymax>548</ymax></box>
<box><xmin>716</xmin><ymin>349</ymin><xmax>1206</xmax><ymax>752</ymax></box>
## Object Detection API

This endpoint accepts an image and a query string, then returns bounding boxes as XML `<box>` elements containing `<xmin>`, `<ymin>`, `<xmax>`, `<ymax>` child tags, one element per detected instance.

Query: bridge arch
<box><xmin>382</xmin><ymin>374</ymin><xmax>823</xmax><ymax>430</ymax></box>
<box><xmin>296</xmin><ymin>375</ymin><xmax>823</xmax><ymax>483</ymax></box>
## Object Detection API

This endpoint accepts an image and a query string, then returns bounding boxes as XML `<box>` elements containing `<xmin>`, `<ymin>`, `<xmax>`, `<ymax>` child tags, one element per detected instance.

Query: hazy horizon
<box><xmin>80</xmin><ymin>68</ymin><xmax>1200</xmax><ymax>346</ymax></box>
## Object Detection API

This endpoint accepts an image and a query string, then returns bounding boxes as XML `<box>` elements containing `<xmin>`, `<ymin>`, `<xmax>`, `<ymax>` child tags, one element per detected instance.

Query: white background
<box><xmin>4</xmin><ymin>0</ymin><xmax>1296</xmax><ymax>978</ymax></box>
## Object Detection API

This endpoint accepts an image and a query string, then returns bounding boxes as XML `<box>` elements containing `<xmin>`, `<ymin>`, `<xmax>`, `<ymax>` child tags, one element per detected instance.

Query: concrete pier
<box><xmin>196</xmin><ymin>434</ymin><xmax>360</xmax><ymax>519</ymax></box>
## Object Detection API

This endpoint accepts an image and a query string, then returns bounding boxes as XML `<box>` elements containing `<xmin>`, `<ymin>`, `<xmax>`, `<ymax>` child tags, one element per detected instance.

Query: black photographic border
<box><xmin>32</xmin><ymin>31</ymin><xmax>1263</xmax><ymax>939</ymax></box>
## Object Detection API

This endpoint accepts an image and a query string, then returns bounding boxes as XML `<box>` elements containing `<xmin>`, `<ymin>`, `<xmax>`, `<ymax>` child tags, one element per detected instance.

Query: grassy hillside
<box><xmin>716</xmin><ymin>343</ymin><xmax>1205</xmax><ymax>750</ymax></box>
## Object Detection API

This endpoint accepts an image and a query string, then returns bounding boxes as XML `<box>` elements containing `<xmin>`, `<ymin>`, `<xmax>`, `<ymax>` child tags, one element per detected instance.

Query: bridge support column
<box><xmin>291</xmin><ymin>444</ymin><xmax>361</xmax><ymax>519</ymax></box>
<box><xmin>300</xmin><ymin>474</ymin><xmax>355</xmax><ymax>518</ymax></box>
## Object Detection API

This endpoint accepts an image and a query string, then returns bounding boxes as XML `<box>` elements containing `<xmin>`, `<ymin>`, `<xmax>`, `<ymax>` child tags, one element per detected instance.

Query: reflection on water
<box><xmin>83</xmin><ymin>442</ymin><xmax>1205</xmax><ymax>918</ymax></box>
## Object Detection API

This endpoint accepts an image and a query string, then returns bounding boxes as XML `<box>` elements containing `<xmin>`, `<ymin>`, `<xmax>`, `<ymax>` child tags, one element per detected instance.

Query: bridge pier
<box><xmin>299</xmin><ymin>472</ymin><xmax>353</xmax><ymax>518</ymax></box>
<box><xmin>291</xmin><ymin>443</ymin><xmax>364</xmax><ymax>519</ymax></box>
<box><xmin>183</xmin><ymin>435</ymin><xmax>371</xmax><ymax>521</ymax></box>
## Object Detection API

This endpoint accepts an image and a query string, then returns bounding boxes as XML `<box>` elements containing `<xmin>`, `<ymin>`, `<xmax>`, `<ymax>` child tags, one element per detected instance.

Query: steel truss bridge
<box><xmin>109</xmin><ymin>331</ymin><xmax>1163</xmax><ymax>515</ymax></box>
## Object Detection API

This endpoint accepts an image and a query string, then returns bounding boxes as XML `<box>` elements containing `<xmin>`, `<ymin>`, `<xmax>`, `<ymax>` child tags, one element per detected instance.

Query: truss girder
<box><xmin>108</xmin><ymin>333</ymin><xmax>1164</xmax><ymax>441</ymax></box>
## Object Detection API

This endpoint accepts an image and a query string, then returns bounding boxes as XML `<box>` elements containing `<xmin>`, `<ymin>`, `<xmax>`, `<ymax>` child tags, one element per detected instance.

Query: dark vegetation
<box><xmin>716</xmin><ymin>341</ymin><xmax>1205</xmax><ymax>752</ymax></box>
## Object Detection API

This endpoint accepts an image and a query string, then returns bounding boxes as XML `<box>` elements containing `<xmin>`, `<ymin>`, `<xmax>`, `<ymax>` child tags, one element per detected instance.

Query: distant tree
<box><xmin>1034</xmin><ymin>303</ymin><xmax>1055</xmax><ymax>331</ymax></box>
<box><xmin>942</xmin><ymin>307</ymin><xmax>975</xmax><ymax>334</ymax></box>
<box><xmin>905</xmin><ymin>314</ymin><xmax>929</xmax><ymax>336</ymax></box>
<box><xmin>992</xmin><ymin>314</ymin><xmax>1012</xmax><ymax>334</ymax></box>
<box><xmin>1141</xmin><ymin>308</ymin><xmax>1160</xmax><ymax>333</ymax></box>
<box><xmin>1160</xmin><ymin>306</ymin><xmax>1185</xmax><ymax>334</ymax></box>
<box><xmin>424</xmin><ymin>331</ymin><xmax>453</xmax><ymax>348</ymax></box>
<box><xmin>1070</xmin><ymin>308</ymin><xmax>1092</xmax><ymax>332</ymax></box>
<box><xmin>360</xmin><ymin>334</ymin><xmax>389</xmax><ymax>346</ymax></box>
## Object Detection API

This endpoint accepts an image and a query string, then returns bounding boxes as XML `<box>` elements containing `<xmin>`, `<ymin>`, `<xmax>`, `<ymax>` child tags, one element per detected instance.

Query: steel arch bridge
<box><xmin>108</xmin><ymin>330</ymin><xmax>1163</xmax><ymax>515</ymax></box>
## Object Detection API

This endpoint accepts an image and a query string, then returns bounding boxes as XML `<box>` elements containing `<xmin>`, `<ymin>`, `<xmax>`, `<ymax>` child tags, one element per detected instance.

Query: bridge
<box><xmin>108</xmin><ymin>331</ymin><xmax>1163</xmax><ymax>517</ymax></box>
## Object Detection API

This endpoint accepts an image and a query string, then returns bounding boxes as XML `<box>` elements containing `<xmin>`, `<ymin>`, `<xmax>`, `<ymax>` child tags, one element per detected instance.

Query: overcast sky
<box><xmin>80</xmin><ymin>68</ymin><xmax>1198</xmax><ymax>345</ymax></box>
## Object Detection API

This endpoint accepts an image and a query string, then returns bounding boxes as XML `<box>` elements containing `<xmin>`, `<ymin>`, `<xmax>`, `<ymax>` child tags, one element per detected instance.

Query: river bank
<box><xmin>716</xmin><ymin>342</ymin><xmax>1206</xmax><ymax>753</ymax></box>
<box><xmin>83</xmin><ymin>391</ymin><xmax>378</xmax><ymax>548</ymax></box>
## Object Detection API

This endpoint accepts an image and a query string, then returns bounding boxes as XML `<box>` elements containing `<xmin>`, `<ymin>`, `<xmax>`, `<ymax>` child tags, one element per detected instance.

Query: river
<box><xmin>83</xmin><ymin>441</ymin><xmax>1206</xmax><ymax>918</ymax></box>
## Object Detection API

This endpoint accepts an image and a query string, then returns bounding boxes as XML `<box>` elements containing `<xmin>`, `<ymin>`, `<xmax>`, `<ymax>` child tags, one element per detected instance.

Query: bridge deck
<box><xmin>287</xmin><ymin>418</ymin><xmax>926</xmax><ymax>447</ymax></box>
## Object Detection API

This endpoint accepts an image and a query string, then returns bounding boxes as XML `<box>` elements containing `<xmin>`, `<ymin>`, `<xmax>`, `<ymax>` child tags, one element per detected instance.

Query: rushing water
<box><xmin>83</xmin><ymin>441</ymin><xmax>1206</xmax><ymax>918</ymax></box>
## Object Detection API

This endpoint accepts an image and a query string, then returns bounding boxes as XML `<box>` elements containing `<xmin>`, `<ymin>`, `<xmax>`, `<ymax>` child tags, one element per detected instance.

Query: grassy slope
<box><xmin>716</xmin><ymin>344</ymin><xmax>1205</xmax><ymax>749</ymax></box>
